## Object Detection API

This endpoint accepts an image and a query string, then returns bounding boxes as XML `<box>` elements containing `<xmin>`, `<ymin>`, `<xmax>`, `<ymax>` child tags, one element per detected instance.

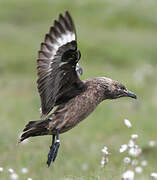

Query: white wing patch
<box><xmin>50</xmin><ymin>31</ymin><xmax>75</xmax><ymax>61</ymax></box>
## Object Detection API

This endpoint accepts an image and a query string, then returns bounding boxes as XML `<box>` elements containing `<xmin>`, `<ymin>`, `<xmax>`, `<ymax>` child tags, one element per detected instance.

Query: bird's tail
<box><xmin>19</xmin><ymin>119</ymin><xmax>51</xmax><ymax>143</ymax></box>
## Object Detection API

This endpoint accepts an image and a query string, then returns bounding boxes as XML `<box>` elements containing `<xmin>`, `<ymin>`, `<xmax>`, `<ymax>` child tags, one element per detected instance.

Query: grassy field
<box><xmin>0</xmin><ymin>0</ymin><xmax>157</xmax><ymax>179</ymax></box>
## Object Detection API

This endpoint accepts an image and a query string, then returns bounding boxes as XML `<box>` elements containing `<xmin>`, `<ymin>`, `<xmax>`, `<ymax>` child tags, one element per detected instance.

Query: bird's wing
<box><xmin>37</xmin><ymin>11</ymin><xmax>84</xmax><ymax>118</ymax></box>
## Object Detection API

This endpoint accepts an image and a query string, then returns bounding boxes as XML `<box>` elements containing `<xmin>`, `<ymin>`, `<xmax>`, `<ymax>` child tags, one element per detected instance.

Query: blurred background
<box><xmin>0</xmin><ymin>0</ymin><xmax>157</xmax><ymax>179</ymax></box>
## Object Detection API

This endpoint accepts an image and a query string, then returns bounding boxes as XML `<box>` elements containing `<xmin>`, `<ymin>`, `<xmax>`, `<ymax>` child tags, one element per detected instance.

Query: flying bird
<box><xmin>19</xmin><ymin>11</ymin><xmax>137</xmax><ymax>167</ymax></box>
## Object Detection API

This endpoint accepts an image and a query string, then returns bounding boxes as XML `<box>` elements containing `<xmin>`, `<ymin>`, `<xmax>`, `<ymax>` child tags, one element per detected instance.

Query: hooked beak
<box><xmin>125</xmin><ymin>90</ymin><xmax>137</xmax><ymax>99</ymax></box>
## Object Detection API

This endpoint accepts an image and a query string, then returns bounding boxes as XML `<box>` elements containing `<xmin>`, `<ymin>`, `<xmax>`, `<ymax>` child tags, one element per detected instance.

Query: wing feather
<box><xmin>37</xmin><ymin>11</ymin><xmax>84</xmax><ymax>118</ymax></box>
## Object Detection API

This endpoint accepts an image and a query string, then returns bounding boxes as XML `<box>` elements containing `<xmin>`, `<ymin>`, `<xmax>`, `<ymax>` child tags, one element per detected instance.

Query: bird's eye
<box><xmin>117</xmin><ymin>84</ymin><xmax>126</xmax><ymax>90</ymax></box>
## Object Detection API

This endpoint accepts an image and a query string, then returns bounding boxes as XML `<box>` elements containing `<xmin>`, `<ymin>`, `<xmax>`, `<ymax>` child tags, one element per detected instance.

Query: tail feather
<box><xmin>19</xmin><ymin>119</ymin><xmax>51</xmax><ymax>143</ymax></box>
<box><xmin>23</xmin><ymin>120</ymin><xmax>38</xmax><ymax>131</ymax></box>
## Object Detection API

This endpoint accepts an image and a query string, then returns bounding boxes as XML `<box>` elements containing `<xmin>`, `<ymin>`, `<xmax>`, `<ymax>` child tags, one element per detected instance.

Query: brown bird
<box><xmin>19</xmin><ymin>11</ymin><xmax>137</xmax><ymax>166</ymax></box>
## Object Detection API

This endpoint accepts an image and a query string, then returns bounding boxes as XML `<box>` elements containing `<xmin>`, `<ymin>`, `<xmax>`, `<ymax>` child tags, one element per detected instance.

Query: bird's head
<box><xmin>100</xmin><ymin>77</ymin><xmax>137</xmax><ymax>100</ymax></box>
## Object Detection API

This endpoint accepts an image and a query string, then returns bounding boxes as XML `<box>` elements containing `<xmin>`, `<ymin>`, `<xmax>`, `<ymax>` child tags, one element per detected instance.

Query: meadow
<box><xmin>0</xmin><ymin>0</ymin><xmax>157</xmax><ymax>179</ymax></box>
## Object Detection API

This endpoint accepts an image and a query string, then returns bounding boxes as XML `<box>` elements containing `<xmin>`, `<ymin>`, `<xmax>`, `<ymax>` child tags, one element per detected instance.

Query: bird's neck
<box><xmin>83</xmin><ymin>78</ymin><xmax>107</xmax><ymax>103</ymax></box>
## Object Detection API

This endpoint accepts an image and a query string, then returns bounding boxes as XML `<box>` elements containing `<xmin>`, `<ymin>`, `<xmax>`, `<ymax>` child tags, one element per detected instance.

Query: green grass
<box><xmin>0</xmin><ymin>0</ymin><xmax>157</xmax><ymax>179</ymax></box>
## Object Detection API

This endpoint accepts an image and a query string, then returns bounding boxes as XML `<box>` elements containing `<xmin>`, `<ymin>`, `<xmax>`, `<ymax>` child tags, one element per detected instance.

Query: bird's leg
<box><xmin>47</xmin><ymin>134</ymin><xmax>56</xmax><ymax>167</ymax></box>
<box><xmin>46</xmin><ymin>129</ymin><xmax>60</xmax><ymax>167</ymax></box>
<box><xmin>52</xmin><ymin>129</ymin><xmax>60</xmax><ymax>162</ymax></box>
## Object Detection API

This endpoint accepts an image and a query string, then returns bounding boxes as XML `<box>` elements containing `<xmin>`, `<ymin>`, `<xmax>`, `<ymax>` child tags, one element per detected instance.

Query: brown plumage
<box><xmin>19</xmin><ymin>11</ymin><xmax>136</xmax><ymax>166</ymax></box>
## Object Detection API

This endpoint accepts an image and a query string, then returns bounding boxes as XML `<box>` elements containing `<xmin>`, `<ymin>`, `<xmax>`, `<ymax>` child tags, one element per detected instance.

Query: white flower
<box><xmin>129</xmin><ymin>147</ymin><xmax>142</xmax><ymax>157</ymax></box>
<box><xmin>21</xmin><ymin>168</ymin><xmax>28</xmax><ymax>174</ymax></box>
<box><xmin>128</xmin><ymin>140</ymin><xmax>135</xmax><ymax>148</ymax></box>
<box><xmin>27</xmin><ymin>178</ymin><xmax>33</xmax><ymax>180</ymax></box>
<box><xmin>123</xmin><ymin>157</ymin><xmax>131</xmax><ymax>164</ymax></box>
<box><xmin>0</xmin><ymin>167</ymin><xmax>3</xmax><ymax>172</ymax></box>
<box><xmin>150</xmin><ymin>172</ymin><xmax>157</xmax><ymax>179</ymax></box>
<box><xmin>141</xmin><ymin>160</ymin><xmax>147</xmax><ymax>166</ymax></box>
<box><xmin>122</xmin><ymin>170</ymin><xmax>134</xmax><ymax>180</ymax></box>
<box><xmin>124</xmin><ymin>119</ymin><xmax>132</xmax><ymax>128</ymax></box>
<box><xmin>82</xmin><ymin>163</ymin><xmax>88</xmax><ymax>171</ymax></box>
<box><xmin>101</xmin><ymin>146</ymin><xmax>109</xmax><ymax>155</ymax></box>
<box><xmin>149</xmin><ymin>141</ymin><xmax>156</xmax><ymax>147</ymax></box>
<box><xmin>120</xmin><ymin>144</ymin><xmax>128</xmax><ymax>153</ymax></box>
<box><xmin>10</xmin><ymin>173</ymin><xmax>19</xmax><ymax>180</ymax></box>
<box><xmin>131</xmin><ymin>134</ymin><xmax>138</xmax><ymax>139</ymax></box>
<box><xmin>100</xmin><ymin>157</ymin><xmax>109</xmax><ymax>168</ymax></box>
<box><xmin>131</xmin><ymin>159</ymin><xmax>138</xmax><ymax>166</ymax></box>
<box><xmin>135</xmin><ymin>166</ymin><xmax>143</xmax><ymax>174</ymax></box>
<box><xmin>8</xmin><ymin>168</ymin><xmax>14</xmax><ymax>173</ymax></box>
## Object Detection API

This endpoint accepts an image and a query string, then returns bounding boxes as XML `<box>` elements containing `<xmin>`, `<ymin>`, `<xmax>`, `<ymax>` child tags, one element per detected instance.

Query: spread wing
<box><xmin>37</xmin><ymin>11</ymin><xmax>84</xmax><ymax>118</ymax></box>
